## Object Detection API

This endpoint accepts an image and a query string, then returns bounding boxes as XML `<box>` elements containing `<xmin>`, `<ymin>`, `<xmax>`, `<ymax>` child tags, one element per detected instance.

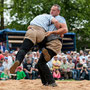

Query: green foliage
<box><xmin>1</xmin><ymin>0</ymin><xmax>90</xmax><ymax>50</ymax></box>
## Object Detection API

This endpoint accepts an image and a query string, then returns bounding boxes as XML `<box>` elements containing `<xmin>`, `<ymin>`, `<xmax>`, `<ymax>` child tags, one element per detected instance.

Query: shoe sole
<box><xmin>49</xmin><ymin>83</ymin><xmax>58</xmax><ymax>87</ymax></box>
<box><xmin>42</xmin><ymin>49</ymin><xmax>51</xmax><ymax>61</ymax></box>
<box><xmin>10</xmin><ymin>61</ymin><xmax>20</xmax><ymax>74</ymax></box>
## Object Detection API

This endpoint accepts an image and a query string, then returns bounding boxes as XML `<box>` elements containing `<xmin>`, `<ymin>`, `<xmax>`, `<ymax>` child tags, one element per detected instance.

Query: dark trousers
<box><xmin>36</xmin><ymin>48</ymin><xmax>56</xmax><ymax>84</ymax></box>
<box><xmin>16</xmin><ymin>38</ymin><xmax>56</xmax><ymax>84</ymax></box>
<box><xmin>16</xmin><ymin>39</ymin><xmax>34</xmax><ymax>63</ymax></box>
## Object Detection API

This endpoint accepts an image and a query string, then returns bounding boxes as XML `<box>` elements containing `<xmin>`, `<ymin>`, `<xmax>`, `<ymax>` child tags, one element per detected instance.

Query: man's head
<box><xmin>54</xmin><ymin>55</ymin><xmax>58</xmax><ymax>61</ymax></box>
<box><xmin>63</xmin><ymin>58</ymin><xmax>67</xmax><ymax>64</ymax></box>
<box><xmin>17</xmin><ymin>66</ymin><xmax>23</xmax><ymax>71</ymax></box>
<box><xmin>4</xmin><ymin>57</ymin><xmax>8</xmax><ymax>63</ymax></box>
<box><xmin>50</xmin><ymin>4</ymin><xmax>61</xmax><ymax>17</ymax></box>
<box><xmin>26</xmin><ymin>59</ymin><xmax>31</xmax><ymax>64</ymax></box>
<box><xmin>88</xmin><ymin>55</ymin><xmax>90</xmax><ymax>62</ymax></box>
<box><xmin>0</xmin><ymin>42</ymin><xmax>3</xmax><ymax>45</ymax></box>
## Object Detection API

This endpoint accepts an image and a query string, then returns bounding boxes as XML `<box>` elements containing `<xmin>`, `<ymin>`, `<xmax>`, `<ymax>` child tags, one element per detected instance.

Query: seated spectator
<box><xmin>4</xmin><ymin>50</ymin><xmax>13</xmax><ymax>69</ymax></box>
<box><xmin>76</xmin><ymin>60</ymin><xmax>83</xmax><ymax>80</ymax></box>
<box><xmin>0</xmin><ymin>69</ymin><xmax>10</xmax><ymax>80</ymax></box>
<box><xmin>3</xmin><ymin>57</ymin><xmax>10</xmax><ymax>70</ymax></box>
<box><xmin>87</xmin><ymin>55</ymin><xmax>90</xmax><ymax>80</ymax></box>
<box><xmin>36</xmin><ymin>50</ymin><xmax>40</xmax><ymax>59</ymax></box>
<box><xmin>0</xmin><ymin>42</ymin><xmax>6</xmax><ymax>53</ymax></box>
<box><xmin>53</xmin><ymin>69</ymin><xmax>61</xmax><ymax>80</ymax></box>
<box><xmin>0</xmin><ymin>61</ymin><xmax>4</xmax><ymax>77</ymax></box>
<box><xmin>80</xmin><ymin>57</ymin><xmax>86</xmax><ymax>64</ymax></box>
<box><xmin>52</xmin><ymin>55</ymin><xmax>61</xmax><ymax>70</ymax></box>
<box><xmin>32</xmin><ymin>58</ymin><xmax>39</xmax><ymax>79</ymax></box>
<box><xmin>32</xmin><ymin>52</ymin><xmax>38</xmax><ymax>60</ymax></box>
<box><xmin>23</xmin><ymin>59</ymin><xmax>33</xmax><ymax>79</ymax></box>
<box><xmin>68</xmin><ymin>59</ymin><xmax>77</xmax><ymax>79</ymax></box>
<box><xmin>80</xmin><ymin>64</ymin><xmax>89</xmax><ymax>80</ymax></box>
<box><xmin>66</xmin><ymin>51</ymin><xmax>71</xmax><ymax>56</ymax></box>
<box><xmin>10</xmin><ymin>51</ymin><xmax>16</xmax><ymax>63</ymax></box>
<box><xmin>74</xmin><ymin>57</ymin><xmax>80</xmax><ymax>68</ymax></box>
<box><xmin>67</xmin><ymin>55</ymin><xmax>72</xmax><ymax>62</ymax></box>
<box><xmin>60</xmin><ymin>58</ymin><xmax>72</xmax><ymax>79</ymax></box>
<box><xmin>16</xmin><ymin>66</ymin><xmax>26</xmax><ymax>80</ymax></box>
<box><xmin>0</xmin><ymin>50</ymin><xmax>4</xmax><ymax>61</ymax></box>
<box><xmin>79</xmin><ymin>50</ymin><xmax>84</xmax><ymax>60</ymax></box>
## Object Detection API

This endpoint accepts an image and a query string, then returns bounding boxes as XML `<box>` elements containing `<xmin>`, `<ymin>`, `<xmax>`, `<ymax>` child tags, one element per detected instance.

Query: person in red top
<box><xmin>0</xmin><ymin>50</ymin><xmax>4</xmax><ymax>61</ymax></box>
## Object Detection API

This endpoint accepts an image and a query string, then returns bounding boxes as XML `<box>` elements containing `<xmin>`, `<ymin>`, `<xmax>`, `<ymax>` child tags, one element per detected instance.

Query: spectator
<box><xmin>80</xmin><ymin>64</ymin><xmax>89</xmax><ymax>80</ymax></box>
<box><xmin>0</xmin><ymin>42</ymin><xmax>6</xmax><ymax>53</ymax></box>
<box><xmin>74</xmin><ymin>57</ymin><xmax>80</xmax><ymax>69</ymax></box>
<box><xmin>4</xmin><ymin>50</ymin><xmax>13</xmax><ymax>67</ymax></box>
<box><xmin>67</xmin><ymin>55</ymin><xmax>72</xmax><ymax>62</ymax></box>
<box><xmin>32</xmin><ymin>59</ymin><xmax>39</xmax><ymax>79</ymax></box>
<box><xmin>68</xmin><ymin>59</ymin><xmax>77</xmax><ymax>79</ymax></box>
<box><xmin>76</xmin><ymin>60</ymin><xmax>83</xmax><ymax>80</ymax></box>
<box><xmin>87</xmin><ymin>55</ymin><xmax>90</xmax><ymax>80</ymax></box>
<box><xmin>0</xmin><ymin>50</ymin><xmax>4</xmax><ymax>61</ymax></box>
<box><xmin>0</xmin><ymin>61</ymin><xmax>4</xmax><ymax>76</ymax></box>
<box><xmin>79</xmin><ymin>50</ymin><xmax>84</xmax><ymax>60</ymax></box>
<box><xmin>52</xmin><ymin>55</ymin><xmax>61</xmax><ymax>70</ymax></box>
<box><xmin>23</xmin><ymin>59</ymin><xmax>33</xmax><ymax>79</ymax></box>
<box><xmin>36</xmin><ymin>50</ymin><xmax>40</xmax><ymax>59</ymax></box>
<box><xmin>66</xmin><ymin>51</ymin><xmax>71</xmax><ymax>56</ymax></box>
<box><xmin>53</xmin><ymin>69</ymin><xmax>61</xmax><ymax>80</ymax></box>
<box><xmin>80</xmin><ymin>57</ymin><xmax>86</xmax><ymax>64</ymax></box>
<box><xmin>16</xmin><ymin>66</ymin><xmax>26</xmax><ymax>80</ymax></box>
<box><xmin>3</xmin><ymin>57</ymin><xmax>10</xmax><ymax>69</ymax></box>
<box><xmin>10</xmin><ymin>51</ymin><xmax>16</xmax><ymax>63</ymax></box>
<box><xmin>60</xmin><ymin>58</ymin><xmax>72</xmax><ymax>79</ymax></box>
<box><xmin>0</xmin><ymin>69</ymin><xmax>10</xmax><ymax>80</ymax></box>
<box><xmin>32</xmin><ymin>52</ymin><xmax>38</xmax><ymax>62</ymax></box>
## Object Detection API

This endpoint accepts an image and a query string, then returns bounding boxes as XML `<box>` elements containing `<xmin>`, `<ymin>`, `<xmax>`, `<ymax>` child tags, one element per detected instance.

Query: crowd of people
<box><xmin>0</xmin><ymin>46</ymin><xmax>90</xmax><ymax>81</ymax></box>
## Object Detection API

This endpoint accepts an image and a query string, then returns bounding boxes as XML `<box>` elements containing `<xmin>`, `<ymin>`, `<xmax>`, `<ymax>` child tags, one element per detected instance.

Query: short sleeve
<box><xmin>46</xmin><ymin>15</ymin><xmax>54</xmax><ymax>24</ymax></box>
<box><xmin>60</xmin><ymin>17</ymin><xmax>66</xmax><ymax>24</ymax></box>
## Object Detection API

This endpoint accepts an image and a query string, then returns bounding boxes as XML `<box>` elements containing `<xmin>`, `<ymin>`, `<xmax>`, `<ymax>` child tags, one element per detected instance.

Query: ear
<box><xmin>58</xmin><ymin>10</ymin><xmax>60</xmax><ymax>14</ymax></box>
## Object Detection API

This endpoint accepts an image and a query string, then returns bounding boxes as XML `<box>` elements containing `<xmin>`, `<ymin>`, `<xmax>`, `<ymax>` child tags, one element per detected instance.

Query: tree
<box><xmin>6</xmin><ymin>0</ymin><xmax>90</xmax><ymax>50</ymax></box>
<box><xmin>0</xmin><ymin>0</ymin><xmax>12</xmax><ymax>30</ymax></box>
<box><xmin>0</xmin><ymin>0</ymin><xmax>4</xmax><ymax>29</ymax></box>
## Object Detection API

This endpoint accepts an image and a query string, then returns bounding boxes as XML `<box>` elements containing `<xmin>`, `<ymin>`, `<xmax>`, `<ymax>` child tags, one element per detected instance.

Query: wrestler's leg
<box><xmin>37</xmin><ymin>48</ymin><xmax>57</xmax><ymax>87</ymax></box>
<box><xmin>10</xmin><ymin>39</ymin><xmax>34</xmax><ymax>74</ymax></box>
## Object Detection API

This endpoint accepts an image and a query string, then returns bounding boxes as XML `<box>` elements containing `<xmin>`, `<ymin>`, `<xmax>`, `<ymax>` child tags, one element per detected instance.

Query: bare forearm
<box><xmin>53</xmin><ymin>20</ymin><xmax>61</xmax><ymax>29</ymax></box>
<box><xmin>51</xmin><ymin>28</ymin><xmax>68</xmax><ymax>35</ymax></box>
<box><xmin>51</xmin><ymin>18</ymin><xmax>61</xmax><ymax>29</ymax></box>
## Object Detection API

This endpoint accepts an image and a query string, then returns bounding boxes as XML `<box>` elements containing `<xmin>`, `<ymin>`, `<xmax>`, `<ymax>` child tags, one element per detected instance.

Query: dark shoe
<box><xmin>80</xmin><ymin>76</ymin><xmax>84</xmax><ymax>80</ymax></box>
<box><xmin>49</xmin><ymin>82</ymin><xmax>58</xmax><ymax>87</ymax></box>
<box><xmin>10</xmin><ymin>61</ymin><xmax>20</xmax><ymax>74</ymax></box>
<box><xmin>43</xmin><ymin>82</ymin><xmax>49</xmax><ymax>86</ymax></box>
<box><xmin>42</xmin><ymin>48</ymin><xmax>51</xmax><ymax>61</ymax></box>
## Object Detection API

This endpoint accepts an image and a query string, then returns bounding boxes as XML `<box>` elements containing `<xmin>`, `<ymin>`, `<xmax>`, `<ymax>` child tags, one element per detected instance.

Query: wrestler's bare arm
<box><xmin>46</xmin><ymin>23</ymin><xmax>68</xmax><ymax>37</ymax></box>
<box><xmin>51</xmin><ymin>18</ymin><xmax>61</xmax><ymax>29</ymax></box>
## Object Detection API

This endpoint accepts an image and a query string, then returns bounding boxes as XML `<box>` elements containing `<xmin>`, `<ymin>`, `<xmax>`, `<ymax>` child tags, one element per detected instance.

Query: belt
<box><xmin>47</xmin><ymin>34</ymin><xmax>62</xmax><ymax>43</ymax></box>
<box><xmin>29</xmin><ymin>25</ymin><xmax>46</xmax><ymax>32</ymax></box>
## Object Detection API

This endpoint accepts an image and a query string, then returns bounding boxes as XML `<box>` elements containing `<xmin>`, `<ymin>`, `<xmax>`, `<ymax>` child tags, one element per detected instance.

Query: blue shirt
<box><xmin>0</xmin><ymin>65</ymin><xmax>4</xmax><ymax>72</ymax></box>
<box><xmin>48</xmin><ymin>15</ymin><xmax>66</xmax><ymax>31</ymax></box>
<box><xmin>30</xmin><ymin>14</ymin><xmax>53</xmax><ymax>31</ymax></box>
<box><xmin>0</xmin><ymin>45</ymin><xmax>6</xmax><ymax>53</ymax></box>
<box><xmin>48</xmin><ymin>15</ymin><xmax>66</xmax><ymax>39</ymax></box>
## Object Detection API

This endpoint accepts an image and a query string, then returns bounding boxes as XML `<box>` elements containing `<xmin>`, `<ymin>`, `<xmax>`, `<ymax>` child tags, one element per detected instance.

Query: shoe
<box><xmin>42</xmin><ymin>48</ymin><xmax>51</xmax><ymax>61</ymax></box>
<box><xmin>43</xmin><ymin>82</ymin><xmax>49</xmax><ymax>86</ymax></box>
<box><xmin>49</xmin><ymin>82</ymin><xmax>58</xmax><ymax>87</ymax></box>
<box><xmin>80</xmin><ymin>76</ymin><xmax>84</xmax><ymax>80</ymax></box>
<box><xmin>10</xmin><ymin>61</ymin><xmax>20</xmax><ymax>74</ymax></box>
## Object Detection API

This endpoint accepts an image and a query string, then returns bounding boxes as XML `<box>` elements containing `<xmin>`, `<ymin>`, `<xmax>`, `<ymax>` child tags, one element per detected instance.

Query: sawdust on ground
<box><xmin>0</xmin><ymin>79</ymin><xmax>90</xmax><ymax>90</ymax></box>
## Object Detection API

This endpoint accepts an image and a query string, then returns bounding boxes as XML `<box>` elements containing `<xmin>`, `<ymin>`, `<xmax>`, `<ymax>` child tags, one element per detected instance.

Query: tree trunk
<box><xmin>0</xmin><ymin>0</ymin><xmax>4</xmax><ymax>30</ymax></box>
